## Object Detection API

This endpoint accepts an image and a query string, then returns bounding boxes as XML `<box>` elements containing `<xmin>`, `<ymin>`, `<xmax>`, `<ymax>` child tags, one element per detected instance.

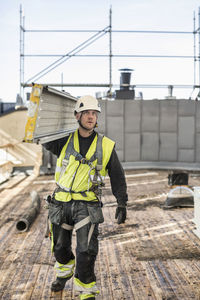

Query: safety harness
<box><xmin>56</xmin><ymin>131</ymin><xmax>105</xmax><ymax>244</ymax></box>
<box><xmin>61</xmin><ymin>216</ymin><xmax>94</xmax><ymax>245</ymax></box>
<box><xmin>56</xmin><ymin>131</ymin><xmax>105</xmax><ymax>199</ymax></box>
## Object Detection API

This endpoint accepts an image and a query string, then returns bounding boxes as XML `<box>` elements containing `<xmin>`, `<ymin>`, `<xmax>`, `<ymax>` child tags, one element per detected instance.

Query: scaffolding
<box><xmin>19</xmin><ymin>5</ymin><xmax>200</xmax><ymax>101</ymax></box>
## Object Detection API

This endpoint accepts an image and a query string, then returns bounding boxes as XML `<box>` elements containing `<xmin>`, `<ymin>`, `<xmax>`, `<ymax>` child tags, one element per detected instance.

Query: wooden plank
<box><xmin>96</xmin><ymin>243</ymin><xmax>113</xmax><ymax>299</ymax></box>
<box><xmin>165</xmin><ymin>260</ymin><xmax>196</xmax><ymax>299</ymax></box>
<box><xmin>16</xmin><ymin>264</ymin><xmax>41</xmax><ymax>300</ymax></box>
<box><xmin>2</xmin><ymin>174</ymin><xmax>27</xmax><ymax>190</ymax></box>
<box><xmin>29</xmin><ymin>264</ymin><xmax>49</xmax><ymax>300</ymax></box>
<box><xmin>140</xmin><ymin>261</ymin><xmax>163</xmax><ymax>300</ymax></box>
<box><xmin>0</xmin><ymin>220</ymin><xmax>45</xmax><ymax>299</ymax></box>
<box><xmin>40</xmin><ymin>267</ymin><xmax>57</xmax><ymax>300</ymax></box>
<box><xmin>0</xmin><ymin>174</ymin><xmax>38</xmax><ymax>211</ymax></box>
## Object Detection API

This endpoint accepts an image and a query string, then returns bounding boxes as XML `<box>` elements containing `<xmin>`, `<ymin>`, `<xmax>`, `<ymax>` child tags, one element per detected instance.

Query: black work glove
<box><xmin>115</xmin><ymin>206</ymin><xmax>127</xmax><ymax>224</ymax></box>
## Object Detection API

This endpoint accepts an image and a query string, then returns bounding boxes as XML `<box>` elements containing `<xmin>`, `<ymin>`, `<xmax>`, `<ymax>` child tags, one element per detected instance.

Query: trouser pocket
<box><xmin>87</xmin><ymin>203</ymin><xmax>104</xmax><ymax>224</ymax></box>
<box><xmin>49</xmin><ymin>201</ymin><xmax>64</xmax><ymax>226</ymax></box>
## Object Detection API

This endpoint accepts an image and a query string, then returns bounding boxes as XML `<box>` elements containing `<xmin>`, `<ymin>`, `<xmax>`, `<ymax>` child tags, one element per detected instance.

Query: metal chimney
<box><xmin>115</xmin><ymin>68</ymin><xmax>135</xmax><ymax>100</ymax></box>
<box><xmin>119</xmin><ymin>68</ymin><xmax>133</xmax><ymax>90</ymax></box>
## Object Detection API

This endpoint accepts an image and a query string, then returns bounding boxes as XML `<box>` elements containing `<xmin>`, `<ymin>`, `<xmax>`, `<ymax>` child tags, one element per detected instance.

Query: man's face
<box><xmin>76</xmin><ymin>110</ymin><xmax>98</xmax><ymax>130</ymax></box>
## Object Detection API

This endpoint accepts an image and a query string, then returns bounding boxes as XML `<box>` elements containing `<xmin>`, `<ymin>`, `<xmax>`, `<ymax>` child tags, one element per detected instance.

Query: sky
<box><xmin>1</xmin><ymin>0</ymin><xmax>200</xmax><ymax>102</ymax></box>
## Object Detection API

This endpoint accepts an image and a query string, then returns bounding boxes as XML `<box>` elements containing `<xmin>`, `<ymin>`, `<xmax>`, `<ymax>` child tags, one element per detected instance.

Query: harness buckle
<box><xmin>80</xmin><ymin>158</ymin><xmax>88</xmax><ymax>164</ymax></box>
<box><xmin>96</xmin><ymin>164</ymin><xmax>102</xmax><ymax>171</ymax></box>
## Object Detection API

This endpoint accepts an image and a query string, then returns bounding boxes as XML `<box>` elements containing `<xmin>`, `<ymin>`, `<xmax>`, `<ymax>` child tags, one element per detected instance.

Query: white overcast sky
<box><xmin>1</xmin><ymin>0</ymin><xmax>200</xmax><ymax>102</ymax></box>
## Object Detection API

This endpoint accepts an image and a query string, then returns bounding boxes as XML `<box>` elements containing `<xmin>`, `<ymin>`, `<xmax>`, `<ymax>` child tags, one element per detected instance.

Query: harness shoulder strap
<box><xmin>88</xmin><ymin>133</ymin><xmax>103</xmax><ymax>168</ymax></box>
<box><xmin>64</xmin><ymin>132</ymin><xmax>78</xmax><ymax>160</ymax></box>
<box><xmin>59</xmin><ymin>132</ymin><xmax>103</xmax><ymax>184</ymax></box>
<box><xmin>58</xmin><ymin>132</ymin><xmax>81</xmax><ymax>182</ymax></box>
<box><xmin>66</xmin><ymin>132</ymin><xmax>103</xmax><ymax>167</ymax></box>
<box><xmin>96</xmin><ymin>133</ymin><xmax>103</xmax><ymax>168</ymax></box>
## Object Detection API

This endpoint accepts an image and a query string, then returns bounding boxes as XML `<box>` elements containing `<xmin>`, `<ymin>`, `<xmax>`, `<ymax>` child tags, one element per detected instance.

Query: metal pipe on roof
<box><xmin>16</xmin><ymin>191</ymin><xmax>40</xmax><ymax>232</ymax></box>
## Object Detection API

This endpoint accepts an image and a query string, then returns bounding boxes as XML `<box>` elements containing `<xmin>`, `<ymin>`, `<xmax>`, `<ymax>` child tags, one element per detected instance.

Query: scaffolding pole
<box><xmin>25</xmin><ymin>26</ymin><xmax>109</xmax><ymax>84</ymax></box>
<box><xmin>19</xmin><ymin>6</ymin><xmax>198</xmax><ymax>98</ymax></box>
<box><xmin>19</xmin><ymin>5</ymin><xmax>23</xmax><ymax>100</ymax></box>
<box><xmin>199</xmin><ymin>7</ymin><xmax>200</xmax><ymax>90</ymax></box>
<box><xmin>109</xmin><ymin>6</ymin><xmax>112</xmax><ymax>96</ymax></box>
<box><xmin>20</xmin><ymin>5</ymin><xmax>25</xmax><ymax>102</ymax></box>
<box><xmin>193</xmin><ymin>11</ymin><xmax>197</xmax><ymax>86</ymax></box>
<box><xmin>22</xmin><ymin>83</ymin><xmax>194</xmax><ymax>89</ymax></box>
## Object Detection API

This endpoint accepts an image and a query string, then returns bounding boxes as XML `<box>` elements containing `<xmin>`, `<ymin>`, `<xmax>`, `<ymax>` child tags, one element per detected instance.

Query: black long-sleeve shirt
<box><xmin>43</xmin><ymin>130</ymin><xmax>128</xmax><ymax>206</ymax></box>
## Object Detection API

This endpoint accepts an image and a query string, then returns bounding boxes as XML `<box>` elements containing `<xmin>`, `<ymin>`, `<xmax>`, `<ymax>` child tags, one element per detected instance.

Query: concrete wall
<box><xmin>8</xmin><ymin>99</ymin><xmax>197</xmax><ymax>172</ymax></box>
<box><xmin>98</xmin><ymin>99</ymin><xmax>200</xmax><ymax>170</ymax></box>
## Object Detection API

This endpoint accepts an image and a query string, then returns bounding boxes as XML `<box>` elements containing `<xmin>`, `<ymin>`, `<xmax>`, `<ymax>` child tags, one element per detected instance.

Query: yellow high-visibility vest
<box><xmin>54</xmin><ymin>129</ymin><xmax>115</xmax><ymax>202</ymax></box>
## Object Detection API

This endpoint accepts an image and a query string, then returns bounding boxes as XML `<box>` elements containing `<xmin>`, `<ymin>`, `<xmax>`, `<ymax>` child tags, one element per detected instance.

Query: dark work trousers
<box><xmin>52</xmin><ymin>200</ymin><xmax>99</xmax><ymax>284</ymax></box>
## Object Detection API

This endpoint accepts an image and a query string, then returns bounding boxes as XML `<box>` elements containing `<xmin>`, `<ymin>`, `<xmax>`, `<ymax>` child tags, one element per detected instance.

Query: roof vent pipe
<box><xmin>119</xmin><ymin>68</ymin><xmax>133</xmax><ymax>90</ymax></box>
<box><xmin>168</xmin><ymin>85</ymin><xmax>173</xmax><ymax>97</ymax></box>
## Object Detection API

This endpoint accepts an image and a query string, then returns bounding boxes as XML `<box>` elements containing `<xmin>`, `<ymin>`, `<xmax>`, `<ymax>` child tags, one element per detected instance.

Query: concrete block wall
<box><xmin>98</xmin><ymin>99</ymin><xmax>200</xmax><ymax>168</ymax></box>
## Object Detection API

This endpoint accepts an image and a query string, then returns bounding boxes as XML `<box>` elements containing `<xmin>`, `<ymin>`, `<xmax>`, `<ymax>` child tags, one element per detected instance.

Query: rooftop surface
<box><xmin>0</xmin><ymin>170</ymin><xmax>200</xmax><ymax>299</ymax></box>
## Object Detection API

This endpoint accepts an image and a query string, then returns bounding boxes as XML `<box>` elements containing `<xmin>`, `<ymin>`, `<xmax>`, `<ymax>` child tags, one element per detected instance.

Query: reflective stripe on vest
<box><xmin>54</xmin><ymin>129</ymin><xmax>115</xmax><ymax>202</ymax></box>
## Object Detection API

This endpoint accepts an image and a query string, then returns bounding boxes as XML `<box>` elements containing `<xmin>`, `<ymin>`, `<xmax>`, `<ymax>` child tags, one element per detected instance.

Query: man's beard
<box><xmin>78</xmin><ymin>116</ymin><xmax>97</xmax><ymax>134</ymax></box>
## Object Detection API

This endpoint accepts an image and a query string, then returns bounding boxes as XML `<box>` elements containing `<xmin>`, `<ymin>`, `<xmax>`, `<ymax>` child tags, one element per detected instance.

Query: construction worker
<box><xmin>43</xmin><ymin>95</ymin><xmax>128</xmax><ymax>300</ymax></box>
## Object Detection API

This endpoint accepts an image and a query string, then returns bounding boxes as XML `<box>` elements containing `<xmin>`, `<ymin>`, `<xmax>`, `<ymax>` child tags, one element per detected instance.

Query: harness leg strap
<box><xmin>61</xmin><ymin>216</ymin><xmax>95</xmax><ymax>245</ymax></box>
<box><xmin>88</xmin><ymin>224</ymin><xmax>95</xmax><ymax>245</ymax></box>
<box><xmin>61</xmin><ymin>223</ymin><xmax>73</xmax><ymax>231</ymax></box>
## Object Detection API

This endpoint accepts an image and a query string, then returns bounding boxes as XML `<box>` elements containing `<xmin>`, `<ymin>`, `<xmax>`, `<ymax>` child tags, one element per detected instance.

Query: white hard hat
<box><xmin>74</xmin><ymin>95</ymin><xmax>101</xmax><ymax>114</ymax></box>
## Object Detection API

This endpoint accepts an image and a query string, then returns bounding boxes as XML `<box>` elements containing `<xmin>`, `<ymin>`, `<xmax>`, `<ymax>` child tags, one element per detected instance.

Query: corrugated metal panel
<box><xmin>24</xmin><ymin>85</ymin><xmax>78</xmax><ymax>144</ymax></box>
